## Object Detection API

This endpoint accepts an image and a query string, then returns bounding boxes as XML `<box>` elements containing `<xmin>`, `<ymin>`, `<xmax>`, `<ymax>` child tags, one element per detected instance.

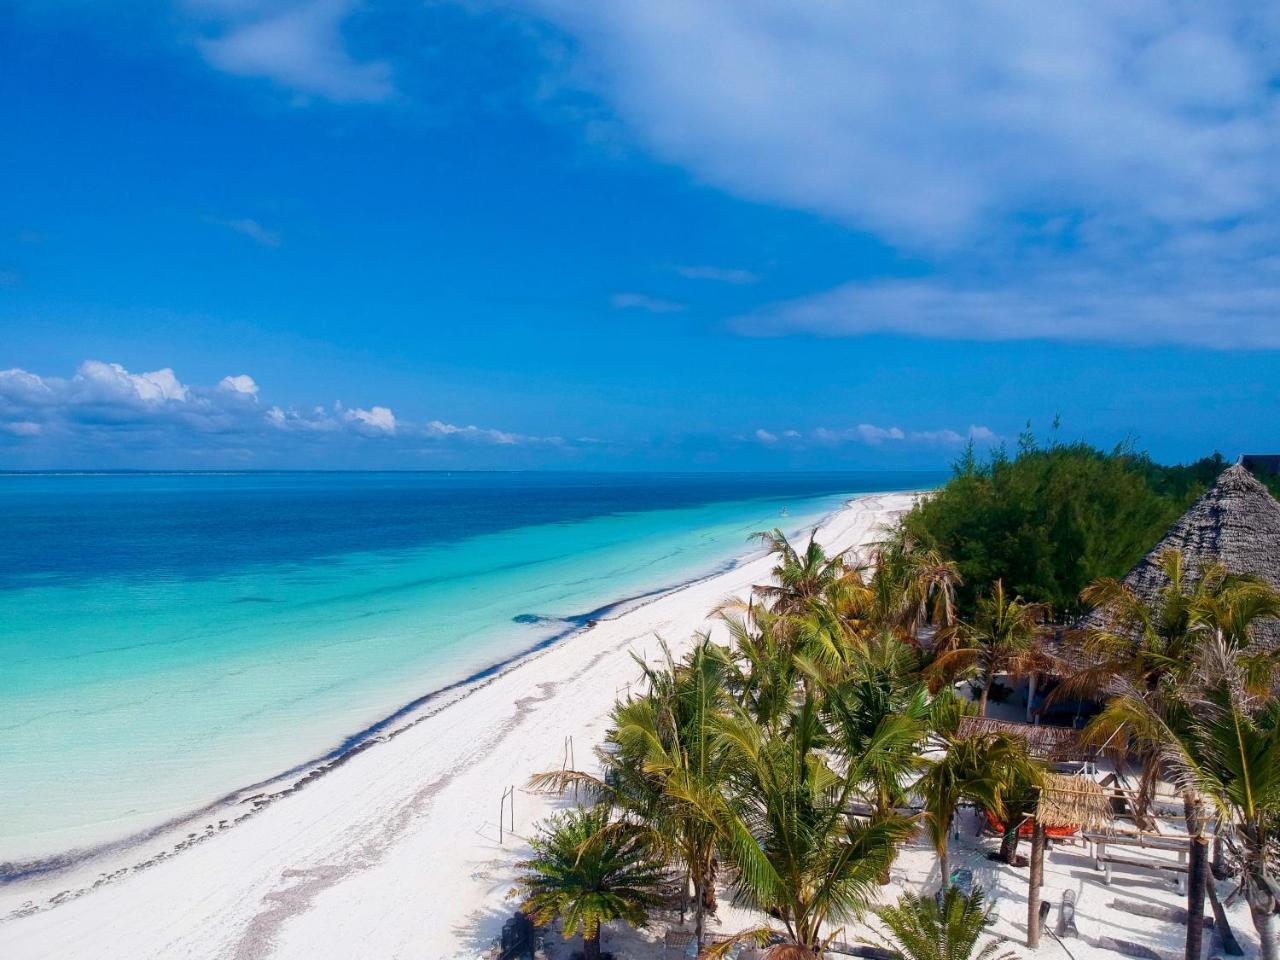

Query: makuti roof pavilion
<box><xmin>1078</xmin><ymin>462</ymin><xmax>1280</xmax><ymax>651</ymax></box>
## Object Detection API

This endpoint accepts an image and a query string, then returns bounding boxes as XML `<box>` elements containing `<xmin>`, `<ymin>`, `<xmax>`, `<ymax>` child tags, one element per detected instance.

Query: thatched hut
<box><xmin>1078</xmin><ymin>462</ymin><xmax>1280</xmax><ymax>650</ymax></box>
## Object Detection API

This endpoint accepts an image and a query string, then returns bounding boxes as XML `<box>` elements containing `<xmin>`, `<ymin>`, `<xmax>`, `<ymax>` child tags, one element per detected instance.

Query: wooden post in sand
<box><xmin>1027</xmin><ymin>818</ymin><xmax>1046</xmax><ymax>948</ymax></box>
<box><xmin>1186</xmin><ymin>839</ymin><xmax>1209</xmax><ymax>960</ymax></box>
<box><xmin>1186</xmin><ymin>793</ymin><xmax>1208</xmax><ymax>960</ymax></box>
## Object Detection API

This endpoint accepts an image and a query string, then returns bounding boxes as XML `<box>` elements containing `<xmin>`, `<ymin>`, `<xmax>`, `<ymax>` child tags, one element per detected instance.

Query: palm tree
<box><xmin>695</xmin><ymin>697</ymin><xmax>915</xmax><ymax>953</ymax></box>
<box><xmin>1077</xmin><ymin>555</ymin><xmax>1280</xmax><ymax>958</ymax></box>
<box><xmin>862</xmin><ymin>536</ymin><xmax>962</xmax><ymax>642</ymax></box>
<box><xmin>872</xmin><ymin>886</ymin><xmax>1014</xmax><ymax>960</ymax></box>
<box><xmin>988</xmin><ymin>764</ymin><xmax>1041</xmax><ymax>866</ymax></box>
<box><xmin>918</xmin><ymin>700</ymin><xmax>1039</xmax><ymax>888</ymax></box>
<box><xmin>515</xmin><ymin>805</ymin><xmax>665</xmax><ymax>960</ymax></box>
<box><xmin>1160</xmin><ymin>640</ymin><xmax>1280</xmax><ymax>960</ymax></box>
<box><xmin>820</xmin><ymin>635</ymin><xmax>931</xmax><ymax>881</ymax></box>
<box><xmin>713</xmin><ymin>606</ymin><xmax>800</xmax><ymax>730</ymax></box>
<box><xmin>1074</xmin><ymin>550</ymin><xmax>1280</xmax><ymax>826</ymax></box>
<box><xmin>750</xmin><ymin>527</ymin><xmax>853</xmax><ymax>616</ymax></box>
<box><xmin>531</xmin><ymin>638</ymin><xmax>731</xmax><ymax>952</ymax></box>
<box><xmin>932</xmin><ymin>580</ymin><xmax>1049</xmax><ymax>716</ymax></box>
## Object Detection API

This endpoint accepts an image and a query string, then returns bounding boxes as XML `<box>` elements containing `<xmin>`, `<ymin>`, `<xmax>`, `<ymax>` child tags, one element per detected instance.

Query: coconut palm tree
<box><xmin>750</xmin><ymin>527</ymin><xmax>854</xmax><ymax>616</ymax></box>
<box><xmin>820</xmin><ymin>635</ymin><xmax>931</xmax><ymax>881</ymax></box>
<box><xmin>872</xmin><ymin>886</ymin><xmax>1014</xmax><ymax>960</ymax></box>
<box><xmin>861</xmin><ymin>536</ymin><xmax>962</xmax><ymax>642</ymax></box>
<box><xmin>1160</xmin><ymin>640</ymin><xmax>1280</xmax><ymax>960</ymax></box>
<box><xmin>694</xmin><ymin>697</ymin><xmax>916</xmax><ymax>954</ymax></box>
<box><xmin>918</xmin><ymin>701</ymin><xmax>1039</xmax><ymax>888</ymax></box>
<box><xmin>515</xmin><ymin>805</ymin><xmax>665</xmax><ymax>960</ymax></box>
<box><xmin>531</xmin><ymin>637</ymin><xmax>732</xmax><ymax>952</ymax></box>
<box><xmin>1073</xmin><ymin>550</ymin><xmax>1280</xmax><ymax>826</ymax></box>
<box><xmin>713</xmin><ymin>606</ymin><xmax>800</xmax><ymax>730</ymax></box>
<box><xmin>932</xmin><ymin>580</ymin><xmax>1049</xmax><ymax>716</ymax></box>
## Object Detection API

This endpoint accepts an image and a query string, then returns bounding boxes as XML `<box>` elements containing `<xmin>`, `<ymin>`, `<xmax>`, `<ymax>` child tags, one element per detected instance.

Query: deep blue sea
<box><xmin>0</xmin><ymin>471</ymin><xmax>940</xmax><ymax>863</ymax></box>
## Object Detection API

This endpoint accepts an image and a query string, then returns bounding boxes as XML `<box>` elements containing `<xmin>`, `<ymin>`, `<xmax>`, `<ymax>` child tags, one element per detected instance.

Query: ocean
<box><xmin>0</xmin><ymin>471</ymin><xmax>940</xmax><ymax>868</ymax></box>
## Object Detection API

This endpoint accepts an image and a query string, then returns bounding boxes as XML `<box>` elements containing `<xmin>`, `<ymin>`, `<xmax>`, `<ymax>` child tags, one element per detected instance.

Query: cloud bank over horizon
<box><xmin>0</xmin><ymin>361</ymin><xmax>569</xmax><ymax>467</ymax></box>
<box><xmin>0</xmin><ymin>361</ymin><xmax>995</xmax><ymax>469</ymax></box>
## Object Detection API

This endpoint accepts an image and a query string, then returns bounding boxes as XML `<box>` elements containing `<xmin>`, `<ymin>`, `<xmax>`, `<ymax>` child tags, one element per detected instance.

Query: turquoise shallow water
<box><xmin>0</xmin><ymin>472</ymin><xmax>938</xmax><ymax>866</ymax></box>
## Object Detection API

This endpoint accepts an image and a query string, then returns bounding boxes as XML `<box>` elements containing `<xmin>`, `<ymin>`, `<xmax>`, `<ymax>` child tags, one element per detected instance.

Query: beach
<box><xmin>0</xmin><ymin>491</ymin><xmax>916</xmax><ymax>959</ymax></box>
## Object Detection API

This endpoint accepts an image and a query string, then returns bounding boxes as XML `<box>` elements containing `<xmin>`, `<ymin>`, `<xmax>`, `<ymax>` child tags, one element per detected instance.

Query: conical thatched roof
<box><xmin>1080</xmin><ymin>464</ymin><xmax>1280</xmax><ymax>650</ymax></box>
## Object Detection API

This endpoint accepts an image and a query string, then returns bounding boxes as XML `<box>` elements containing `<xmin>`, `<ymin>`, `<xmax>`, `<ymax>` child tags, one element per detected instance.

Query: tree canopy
<box><xmin>899</xmin><ymin>429</ymin><xmax>1262</xmax><ymax>617</ymax></box>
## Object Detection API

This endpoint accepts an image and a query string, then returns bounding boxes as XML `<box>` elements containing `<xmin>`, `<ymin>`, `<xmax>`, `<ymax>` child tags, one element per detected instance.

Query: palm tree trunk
<box><xmin>583</xmin><ymin>926</ymin><xmax>602</xmax><ymax>960</ymax></box>
<box><xmin>1000</xmin><ymin>820</ymin><xmax>1020</xmax><ymax>864</ymax></box>
<box><xmin>1205</xmin><ymin>874</ymin><xmax>1242</xmax><ymax>956</ymax></box>
<box><xmin>1186</xmin><ymin>793</ymin><xmax>1207</xmax><ymax>960</ymax></box>
<box><xmin>703</xmin><ymin>855</ymin><xmax>717</xmax><ymax>912</ymax></box>
<box><xmin>1027</xmin><ymin>819</ymin><xmax>1046</xmax><ymax>948</ymax></box>
<box><xmin>694</xmin><ymin>871</ymin><xmax>705</xmax><ymax>952</ymax></box>
<box><xmin>979</xmin><ymin>674</ymin><xmax>993</xmax><ymax>716</ymax></box>
<box><xmin>1134</xmin><ymin>761</ymin><xmax>1158</xmax><ymax>830</ymax></box>
<box><xmin>1212</xmin><ymin>834</ymin><xmax>1229</xmax><ymax>881</ymax></box>
<box><xmin>1250</xmin><ymin>905</ymin><xmax>1279</xmax><ymax>960</ymax></box>
<box><xmin>939</xmin><ymin>841</ymin><xmax>950</xmax><ymax>893</ymax></box>
<box><xmin>679</xmin><ymin>867</ymin><xmax>689</xmax><ymax>924</ymax></box>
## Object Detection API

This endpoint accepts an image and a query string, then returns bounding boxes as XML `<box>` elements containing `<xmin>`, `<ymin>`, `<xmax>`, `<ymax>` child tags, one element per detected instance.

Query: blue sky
<box><xmin>3</xmin><ymin>2</ymin><xmax>1279</xmax><ymax>470</ymax></box>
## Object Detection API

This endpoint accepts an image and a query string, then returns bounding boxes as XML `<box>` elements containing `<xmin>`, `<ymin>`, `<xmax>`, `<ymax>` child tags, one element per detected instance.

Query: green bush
<box><xmin>900</xmin><ymin>426</ymin><xmax>1247</xmax><ymax>617</ymax></box>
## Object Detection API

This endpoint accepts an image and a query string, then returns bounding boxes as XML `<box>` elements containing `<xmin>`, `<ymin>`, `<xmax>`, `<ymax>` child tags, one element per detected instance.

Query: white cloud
<box><xmin>194</xmin><ymin>0</ymin><xmax>393</xmax><ymax>103</ymax></box>
<box><xmin>516</xmin><ymin>2</ymin><xmax>1280</xmax><ymax>348</ymax></box>
<box><xmin>424</xmin><ymin>419</ymin><xmax>521</xmax><ymax>445</ymax></box>
<box><xmin>0</xmin><ymin>361</ymin><xmax>561</xmax><ymax>460</ymax></box>
<box><xmin>210</xmin><ymin>217</ymin><xmax>281</xmax><ymax>247</ymax></box>
<box><xmin>810</xmin><ymin>423</ymin><xmax>996</xmax><ymax>448</ymax></box>
<box><xmin>754</xmin><ymin>428</ymin><xmax>777</xmax><ymax>445</ymax></box>
<box><xmin>611</xmin><ymin>292</ymin><xmax>685</xmax><ymax>314</ymax></box>
<box><xmin>344</xmin><ymin>405</ymin><xmax>396</xmax><ymax>434</ymax></box>
<box><xmin>908</xmin><ymin>428</ymin><xmax>965</xmax><ymax>446</ymax></box>
<box><xmin>76</xmin><ymin>360</ymin><xmax>190</xmax><ymax>404</ymax></box>
<box><xmin>675</xmin><ymin>264</ymin><xmax>758</xmax><ymax>284</ymax></box>
<box><xmin>219</xmin><ymin>374</ymin><xmax>260</xmax><ymax>395</ymax></box>
<box><xmin>733</xmin><ymin>269</ymin><xmax>1280</xmax><ymax>349</ymax></box>
<box><xmin>524</xmin><ymin>3</ymin><xmax>1278</xmax><ymax>244</ymax></box>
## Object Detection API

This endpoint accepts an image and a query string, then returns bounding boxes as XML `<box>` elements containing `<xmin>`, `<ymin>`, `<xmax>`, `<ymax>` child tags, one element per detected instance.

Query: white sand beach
<box><xmin>0</xmin><ymin>492</ymin><xmax>916</xmax><ymax>960</ymax></box>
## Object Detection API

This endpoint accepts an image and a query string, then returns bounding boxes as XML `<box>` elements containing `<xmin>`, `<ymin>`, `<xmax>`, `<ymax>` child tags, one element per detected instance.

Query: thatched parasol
<box><xmin>1037</xmin><ymin>773</ymin><xmax>1111</xmax><ymax>830</ymax></box>
<box><xmin>1078</xmin><ymin>464</ymin><xmax>1280</xmax><ymax>651</ymax></box>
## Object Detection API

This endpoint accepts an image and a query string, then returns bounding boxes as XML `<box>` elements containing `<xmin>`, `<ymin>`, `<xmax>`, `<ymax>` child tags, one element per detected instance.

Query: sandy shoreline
<box><xmin>0</xmin><ymin>491</ymin><xmax>916</xmax><ymax>959</ymax></box>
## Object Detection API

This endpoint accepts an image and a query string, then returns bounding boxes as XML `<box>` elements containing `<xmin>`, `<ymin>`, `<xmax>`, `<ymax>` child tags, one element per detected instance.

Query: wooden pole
<box><xmin>1186</xmin><ymin>794</ymin><xmax>1207</xmax><ymax>960</ymax></box>
<box><xmin>1187</xmin><ymin>835</ymin><xmax>1208</xmax><ymax>960</ymax></box>
<box><xmin>1027</xmin><ymin>818</ymin><xmax>1046</xmax><ymax>948</ymax></box>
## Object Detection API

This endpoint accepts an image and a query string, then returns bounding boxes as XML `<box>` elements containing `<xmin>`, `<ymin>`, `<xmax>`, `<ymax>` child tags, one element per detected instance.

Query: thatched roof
<box><xmin>1079</xmin><ymin>464</ymin><xmax>1280</xmax><ymax>651</ymax></box>
<box><xmin>1038</xmin><ymin>773</ymin><xmax>1111</xmax><ymax>830</ymax></box>
<box><xmin>958</xmin><ymin>716</ymin><xmax>1084</xmax><ymax>759</ymax></box>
